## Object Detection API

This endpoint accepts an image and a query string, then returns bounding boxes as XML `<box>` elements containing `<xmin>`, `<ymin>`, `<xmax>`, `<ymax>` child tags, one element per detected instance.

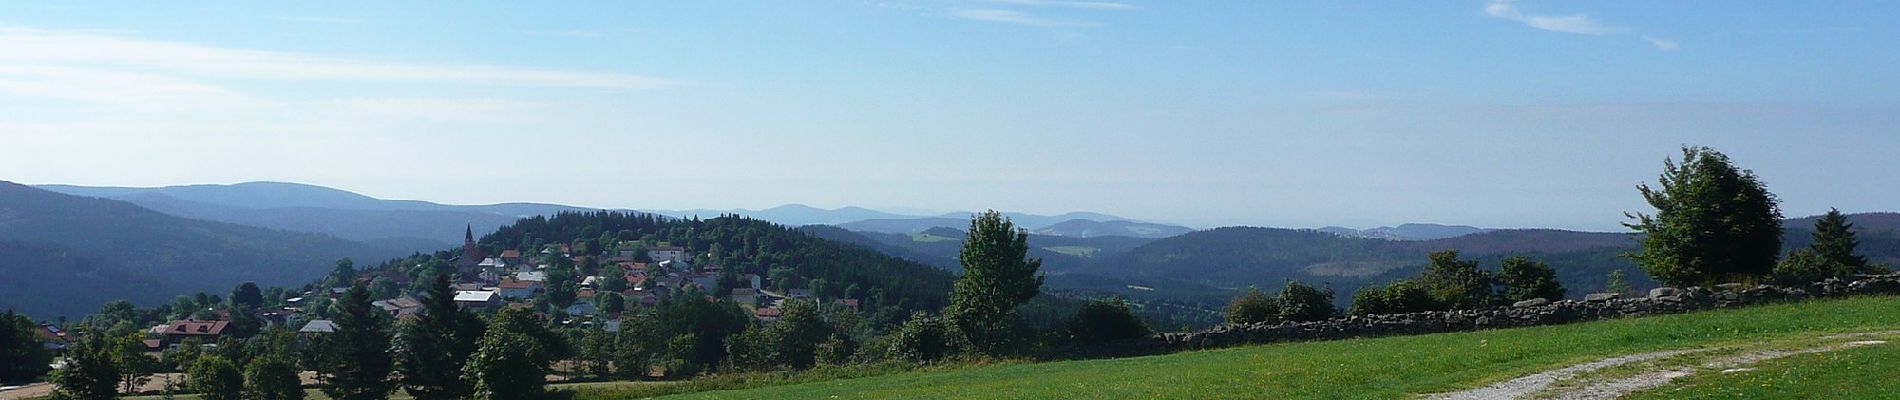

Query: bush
<box><xmin>186</xmin><ymin>355</ymin><xmax>244</xmax><ymax>400</ymax></box>
<box><xmin>1419</xmin><ymin>251</ymin><xmax>1495</xmax><ymax>309</ymax></box>
<box><xmin>1224</xmin><ymin>286</ymin><xmax>1280</xmax><ymax>325</ymax></box>
<box><xmin>1276</xmin><ymin>281</ymin><xmax>1336</xmax><ymax>322</ymax></box>
<box><xmin>1062</xmin><ymin>298</ymin><xmax>1151</xmax><ymax>345</ymax></box>
<box><xmin>889</xmin><ymin>312</ymin><xmax>954</xmax><ymax>363</ymax></box>
<box><xmin>1497</xmin><ymin>256</ymin><xmax>1565</xmax><ymax>303</ymax></box>
<box><xmin>1348</xmin><ymin>279</ymin><xmax>1437</xmax><ymax>316</ymax></box>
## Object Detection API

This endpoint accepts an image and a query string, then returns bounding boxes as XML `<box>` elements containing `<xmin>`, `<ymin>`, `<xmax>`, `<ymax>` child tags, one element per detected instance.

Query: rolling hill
<box><xmin>0</xmin><ymin>181</ymin><xmax>404</xmax><ymax>318</ymax></box>
<box><xmin>37</xmin><ymin>181</ymin><xmax>615</xmax><ymax>252</ymax></box>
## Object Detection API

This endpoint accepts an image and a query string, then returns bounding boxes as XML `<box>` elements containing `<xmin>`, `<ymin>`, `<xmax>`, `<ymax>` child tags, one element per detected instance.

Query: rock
<box><xmin>1648</xmin><ymin>287</ymin><xmax>1680</xmax><ymax>298</ymax></box>
<box><xmin>1715</xmin><ymin>283</ymin><xmax>1745</xmax><ymax>291</ymax></box>
<box><xmin>1584</xmin><ymin>293</ymin><xmax>1620</xmax><ymax>302</ymax></box>
<box><xmin>1513</xmin><ymin>298</ymin><xmax>1550</xmax><ymax>307</ymax></box>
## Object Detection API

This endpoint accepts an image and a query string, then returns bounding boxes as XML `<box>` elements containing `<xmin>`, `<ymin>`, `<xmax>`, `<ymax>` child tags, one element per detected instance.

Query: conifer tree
<box><xmin>395</xmin><ymin>274</ymin><xmax>484</xmax><ymax>400</ymax></box>
<box><xmin>1810</xmin><ymin>208</ymin><xmax>1870</xmax><ymax>272</ymax></box>
<box><xmin>317</xmin><ymin>284</ymin><xmax>394</xmax><ymax>400</ymax></box>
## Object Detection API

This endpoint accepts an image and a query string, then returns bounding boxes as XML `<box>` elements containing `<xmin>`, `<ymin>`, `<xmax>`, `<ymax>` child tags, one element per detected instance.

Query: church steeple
<box><xmin>465</xmin><ymin>224</ymin><xmax>475</xmax><ymax>244</ymax></box>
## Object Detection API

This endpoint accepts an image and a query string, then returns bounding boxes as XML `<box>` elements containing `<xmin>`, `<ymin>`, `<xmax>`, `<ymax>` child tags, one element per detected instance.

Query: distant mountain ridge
<box><xmin>36</xmin><ymin>182</ymin><xmax>626</xmax><ymax>252</ymax></box>
<box><xmin>0</xmin><ymin>181</ymin><xmax>404</xmax><ymax>318</ymax></box>
<box><xmin>1316</xmin><ymin>223</ymin><xmax>1492</xmax><ymax>241</ymax></box>
<box><xmin>656</xmin><ymin>205</ymin><xmax>1197</xmax><ymax>239</ymax></box>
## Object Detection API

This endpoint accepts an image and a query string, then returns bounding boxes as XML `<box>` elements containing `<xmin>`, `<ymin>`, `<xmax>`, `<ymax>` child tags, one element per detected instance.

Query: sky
<box><xmin>2</xmin><ymin>1</ymin><xmax>1897</xmax><ymax>231</ymax></box>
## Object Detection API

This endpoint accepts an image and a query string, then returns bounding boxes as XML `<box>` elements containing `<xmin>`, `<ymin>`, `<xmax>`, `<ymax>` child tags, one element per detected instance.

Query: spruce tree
<box><xmin>1810</xmin><ymin>208</ymin><xmax>1870</xmax><ymax>273</ymax></box>
<box><xmin>317</xmin><ymin>284</ymin><xmax>394</xmax><ymax>400</ymax></box>
<box><xmin>944</xmin><ymin>210</ymin><xmax>1043</xmax><ymax>354</ymax></box>
<box><xmin>1625</xmin><ymin>146</ymin><xmax>1783</xmax><ymax>286</ymax></box>
<box><xmin>396</xmin><ymin>274</ymin><xmax>484</xmax><ymax>400</ymax></box>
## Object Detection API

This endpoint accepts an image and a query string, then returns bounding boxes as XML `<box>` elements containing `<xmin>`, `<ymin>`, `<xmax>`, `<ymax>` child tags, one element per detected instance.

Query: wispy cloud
<box><xmin>0</xmin><ymin>27</ymin><xmax>676</xmax><ymax>89</ymax></box>
<box><xmin>1483</xmin><ymin>0</ymin><xmax>1618</xmax><ymax>35</ymax></box>
<box><xmin>1484</xmin><ymin>1</ymin><xmax>1677</xmax><ymax>50</ymax></box>
<box><xmin>951</xmin><ymin>9</ymin><xmax>1087</xmax><ymax>28</ymax></box>
<box><xmin>1642</xmin><ymin>35</ymin><xmax>1679</xmax><ymax>51</ymax></box>
<box><xmin>988</xmin><ymin>0</ymin><xmax>1137</xmax><ymax>10</ymax></box>
<box><xmin>273</xmin><ymin>16</ymin><xmax>366</xmax><ymax>25</ymax></box>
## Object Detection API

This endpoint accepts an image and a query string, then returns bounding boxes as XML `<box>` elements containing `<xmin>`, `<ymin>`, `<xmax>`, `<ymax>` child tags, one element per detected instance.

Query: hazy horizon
<box><xmin>6</xmin><ymin>1</ymin><xmax>1897</xmax><ymax>232</ymax></box>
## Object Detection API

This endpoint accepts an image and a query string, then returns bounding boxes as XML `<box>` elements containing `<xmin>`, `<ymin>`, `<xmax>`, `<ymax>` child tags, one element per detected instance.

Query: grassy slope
<box><xmin>624</xmin><ymin>297</ymin><xmax>1900</xmax><ymax>399</ymax></box>
<box><xmin>1628</xmin><ymin>341</ymin><xmax>1900</xmax><ymax>399</ymax></box>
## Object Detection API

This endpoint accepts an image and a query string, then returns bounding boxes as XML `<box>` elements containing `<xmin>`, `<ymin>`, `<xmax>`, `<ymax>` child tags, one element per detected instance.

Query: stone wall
<box><xmin>1156</xmin><ymin>274</ymin><xmax>1900</xmax><ymax>351</ymax></box>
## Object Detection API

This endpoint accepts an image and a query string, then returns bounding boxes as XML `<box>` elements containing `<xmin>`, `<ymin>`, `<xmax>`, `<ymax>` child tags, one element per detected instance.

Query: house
<box><xmin>497</xmin><ymin>278</ymin><xmax>543</xmax><ymax>300</ymax></box>
<box><xmin>454</xmin><ymin>291</ymin><xmax>503</xmax><ymax>312</ymax></box>
<box><xmin>479</xmin><ymin>257</ymin><xmax>508</xmax><ymax>269</ymax></box>
<box><xmin>153</xmin><ymin>320</ymin><xmax>229</xmax><ymax>347</ymax></box>
<box><xmin>298</xmin><ymin>320</ymin><xmax>338</xmax><ymax>334</ymax></box>
<box><xmin>565</xmin><ymin>300</ymin><xmax>597</xmax><ymax>317</ymax></box>
<box><xmin>729</xmin><ymin>288</ymin><xmax>759</xmax><ymax>306</ymax></box>
<box><xmin>833</xmin><ymin>298</ymin><xmax>861</xmax><ymax>313</ymax></box>
<box><xmin>372</xmin><ymin>297</ymin><xmax>424</xmax><ymax>318</ymax></box>
<box><xmin>37</xmin><ymin>323</ymin><xmax>68</xmax><ymax>350</ymax></box>
<box><xmin>648</xmin><ymin>247</ymin><xmax>687</xmax><ymax>263</ymax></box>
<box><xmin>787</xmin><ymin>289</ymin><xmax>813</xmax><ymax>299</ymax></box>
<box><xmin>753</xmin><ymin>307</ymin><xmax>781</xmax><ymax>322</ymax></box>
<box><xmin>499</xmin><ymin>249</ymin><xmax>523</xmax><ymax>264</ymax></box>
<box><xmin>581</xmin><ymin>275</ymin><xmax>604</xmax><ymax>289</ymax></box>
<box><xmin>740</xmin><ymin>274</ymin><xmax>763</xmax><ymax>290</ymax></box>
<box><xmin>514</xmin><ymin>271</ymin><xmax>548</xmax><ymax>282</ymax></box>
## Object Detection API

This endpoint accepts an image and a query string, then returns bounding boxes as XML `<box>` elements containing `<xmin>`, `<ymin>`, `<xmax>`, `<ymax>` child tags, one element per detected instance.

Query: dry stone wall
<box><xmin>1157</xmin><ymin>274</ymin><xmax>1900</xmax><ymax>350</ymax></box>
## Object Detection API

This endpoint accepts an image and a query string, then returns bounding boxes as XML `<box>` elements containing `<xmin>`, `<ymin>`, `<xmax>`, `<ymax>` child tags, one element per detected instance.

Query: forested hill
<box><xmin>483</xmin><ymin>212</ymin><xmax>957</xmax><ymax>314</ymax></box>
<box><xmin>0</xmin><ymin>181</ymin><xmax>404</xmax><ymax>319</ymax></box>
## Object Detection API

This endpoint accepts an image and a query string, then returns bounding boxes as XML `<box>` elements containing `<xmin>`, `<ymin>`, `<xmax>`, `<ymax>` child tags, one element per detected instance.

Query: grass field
<box><xmin>586</xmin><ymin>296</ymin><xmax>1900</xmax><ymax>399</ymax></box>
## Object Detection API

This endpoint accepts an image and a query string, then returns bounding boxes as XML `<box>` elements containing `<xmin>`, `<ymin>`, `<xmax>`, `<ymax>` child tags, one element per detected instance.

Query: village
<box><xmin>83</xmin><ymin>226</ymin><xmax>860</xmax><ymax>358</ymax></box>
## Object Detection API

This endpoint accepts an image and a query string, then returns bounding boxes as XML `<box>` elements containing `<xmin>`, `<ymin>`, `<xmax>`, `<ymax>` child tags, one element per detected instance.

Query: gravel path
<box><xmin>1425</xmin><ymin>335</ymin><xmax>1892</xmax><ymax>400</ymax></box>
<box><xmin>1545</xmin><ymin>340</ymin><xmax>1888</xmax><ymax>400</ymax></box>
<box><xmin>1423</xmin><ymin>350</ymin><xmax>1703</xmax><ymax>400</ymax></box>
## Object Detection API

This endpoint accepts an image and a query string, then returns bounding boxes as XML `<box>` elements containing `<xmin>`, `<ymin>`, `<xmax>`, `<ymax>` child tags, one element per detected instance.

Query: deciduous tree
<box><xmin>1625</xmin><ymin>146</ymin><xmax>1783</xmax><ymax>286</ymax></box>
<box><xmin>944</xmin><ymin>210</ymin><xmax>1043</xmax><ymax>354</ymax></box>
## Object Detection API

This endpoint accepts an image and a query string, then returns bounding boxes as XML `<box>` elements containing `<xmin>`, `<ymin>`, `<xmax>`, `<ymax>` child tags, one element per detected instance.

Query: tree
<box><xmin>1276</xmin><ymin>281</ymin><xmax>1336</xmax><ymax>322</ymax></box>
<box><xmin>1223</xmin><ymin>286</ymin><xmax>1280</xmax><ymax>325</ymax></box>
<box><xmin>1625</xmin><ymin>146</ymin><xmax>1783</xmax><ymax>287</ymax></box>
<box><xmin>1062</xmin><ymin>298</ymin><xmax>1151</xmax><ymax>344</ymax></box>
<box><xmin>1809</xmin><ymin>209</ymin><xmax>1871</xmax><ymax>272</ymax></box>
<box><xmin>110</xmin><ymin>333</ymin><xmax>158</xmax><ymax>395</ymax></box>
<box><xmin>50</xmin><ymin>328</ymin><xmax>121</xmax><ymax>400</ymax></box>
<box><xmin>317</xmin><ymin>284</ymin><xmax>394</xmax><ymax>400</ymax></box>
<box><xmin>0</xmin><ymin>311</ymin><xmax>52</xmax><ymax>383</ymax></box>
<box><xmin>1496</xmin><ymin>256</ymin><xmax>1565</xmax><ymax>303</ymax></box>
<box><xmin>243</xmin><ymin>354</ymin><xmax>304</xmax><ymax>400</ymax></box>
<box><xmin>230</xmin><ymin>282</ymin><xmax>264</xmax><ymax>311</ymax></box>
<box><xmin>889</xmin><ymin>312</ymin><xmax>953</xmax><ymax>363</ymax></box>
<box><xmin>1348</xmin><ymin>279</ymin><xmax>1437</xmax><ymax>316</ymax></box>
<box><xmin>1775</xmin><ymin>208</ymin><xmax>1879</xmax><ymax>285</ymax></box>
<box><xmin>1605</xmin><ymin>270</ymin><xmax>1634</xmax><ymax>296</ymax></box>
<box><xmin>329</xmin><ymin>259</ymin><xmax>357</xmax><ymax>288</ymax></box>
<box><xmin>599</xmin><ymin>292</ymin><xmax>626</xmax><ymax>315</ymax></box>
<box><xmin>463</xmin><ymin>308</ymin><xmax>554</xmax><ymax>400</ymax></box>
<box><xmin>761</xmin><ymin>299</ymin><xmax>830</xmax><ymax>369</ymax></box>
<box><xmin>944</xmin><ymin>210</ymin><xmax>1044</xmax><ymax>354</ymax></box>
<box><xmin>1418</xmin><ymin>251</ymin><xmax>1495</xmax><ymax>310</ymax></box>
<box><xmin>185</xmin><ymin>356</ymin><xmax>243</xmax><ymax>400</ymax></box>
<box><xmin>395</xmin><ymin>273</ymin><xmax>484</xmax><ymax>400</ymax></box>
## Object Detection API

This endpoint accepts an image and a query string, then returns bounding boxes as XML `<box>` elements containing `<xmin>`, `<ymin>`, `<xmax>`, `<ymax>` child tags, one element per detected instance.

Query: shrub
<box><xmin>1063</xmin><ymin>298</ymin><xmax>1152</xmax><ymax>344</ymax></box>
<box><xmin>1277</xmin><ymin>281</ymin><xmax>1336</xmax><ymax>322</ymax></box>
<box><xmin>1224</xmin><ymin>286</ymin><xmax>1280</xmax><ymax>325</ymax></box>
<box><xmin>1348</xmin><ymin>279</ymin><xmax>1437</xmax><ymax>316</ymax></box>
<box><xmin>889</xmin><ymin>312</ymin><xmax>954</xmax><ymax>363</ymax></box>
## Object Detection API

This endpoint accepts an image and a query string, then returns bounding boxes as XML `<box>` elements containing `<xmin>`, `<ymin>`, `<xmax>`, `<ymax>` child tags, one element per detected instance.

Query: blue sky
<box><xmin>2</xmin><ymin>1</ymin><xmax>1896</xmax><ymax>230</ymax></box>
